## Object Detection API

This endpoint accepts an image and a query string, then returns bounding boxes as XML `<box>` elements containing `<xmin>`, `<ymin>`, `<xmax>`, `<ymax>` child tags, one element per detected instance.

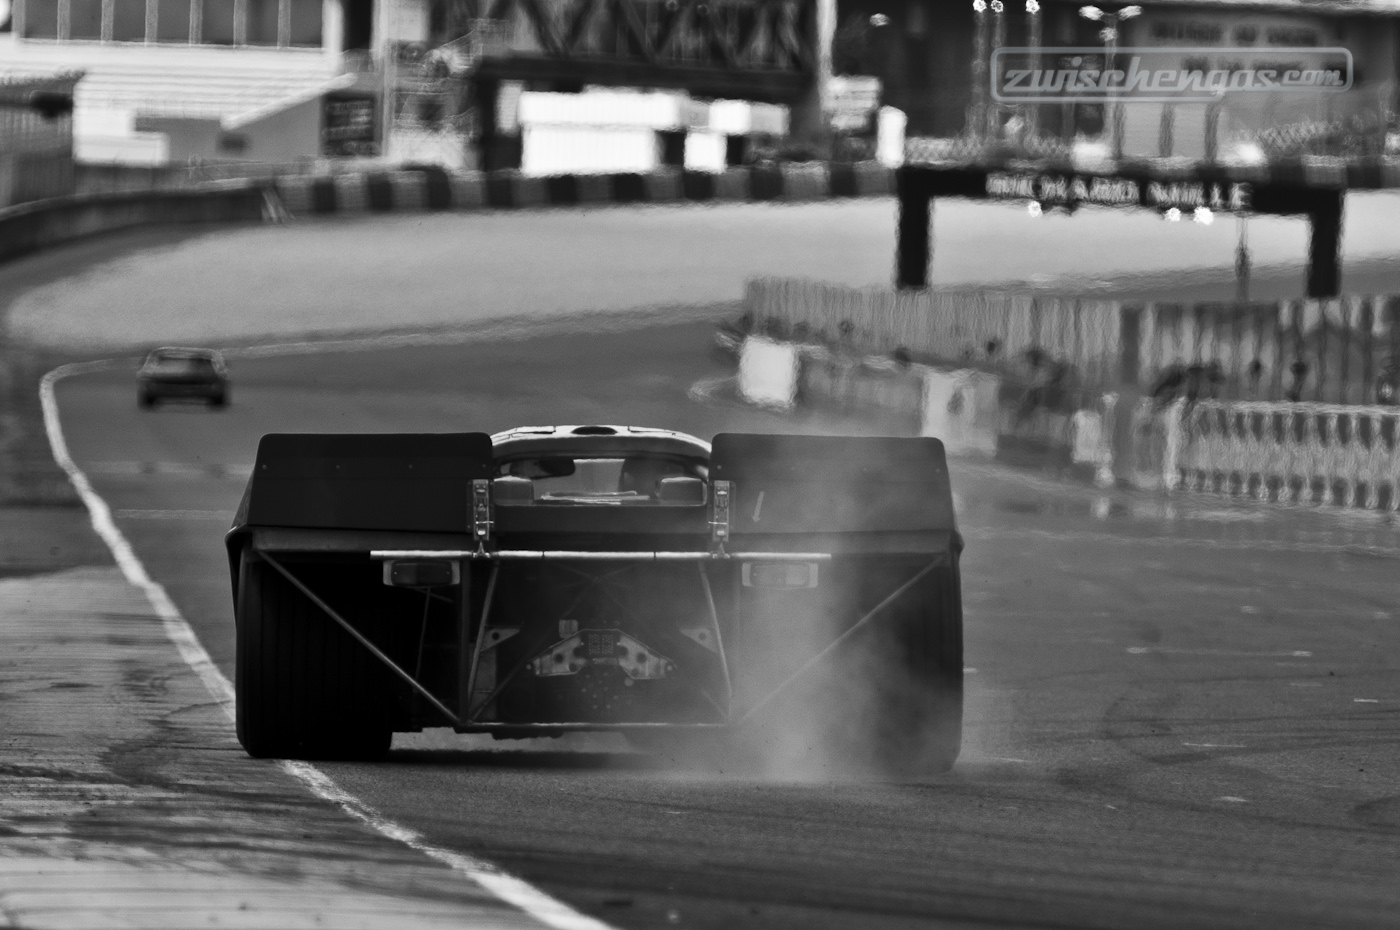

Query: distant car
<box><xmin>225</xmin><ymin>426</ymin><xmax>965</xmax><ymax>773</ymax></box>
<box><xmin>138</xmin><ymin>348</ymin><xmax>228</xmax><ymax>408</ymax></box>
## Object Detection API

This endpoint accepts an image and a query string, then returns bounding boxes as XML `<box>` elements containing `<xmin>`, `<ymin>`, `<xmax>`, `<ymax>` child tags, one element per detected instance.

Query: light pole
<box><xmin>1025</xmin><ymin>0</ymin><xmax>1042</xmax><ymax>139</ymax></box>
<box><xmin>988</xmin><ymin>0</ymin><xmax>1006</xmax><ymax>139</ymax></box>
<box><xmin>1235</xmin><ymin>215</ymin><xmax>1251</xmax><ymax>303</ymax></box>
<box><xmin>1078</xmin><ymin>4</ymin><xmax>1140</xmax><ymax>161</ymax></box>
<box><xmin>970</xmin><ymin>0</ymin><xmax>989</xmax><ymax>142</ymax></box>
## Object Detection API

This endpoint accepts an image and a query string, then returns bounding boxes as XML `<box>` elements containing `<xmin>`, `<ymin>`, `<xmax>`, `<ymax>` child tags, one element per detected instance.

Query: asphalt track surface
<box><xmin>9</xmin><ymin>192</ymin><xmax>1400</xmax><ymax>352</ymax></box>
<box><xmin>52</xmin><ymin>318</ymin><xmax>1400</xmax><ymax>930</ymax></box>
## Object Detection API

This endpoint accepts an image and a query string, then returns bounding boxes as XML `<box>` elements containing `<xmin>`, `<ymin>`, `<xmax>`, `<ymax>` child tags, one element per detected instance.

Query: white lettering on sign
<box><xmin>987</xmin><ymin>172</ymin><xmax>1252</xmax><ymax>212</ymax></box>
<box><xmin>1089</xmin><ymin>177</ymin><xmax>1139</xmax><ymax>204</ymax></box>
<box><xmin>987</xmin><ymin>173</ymin><xmax>1037</xmax><ymax>199</ymax></box>
<box><xmin>1146</xmin><ymin>181</ymin><xmax>1252</xmax><ymax>210</ymax></box>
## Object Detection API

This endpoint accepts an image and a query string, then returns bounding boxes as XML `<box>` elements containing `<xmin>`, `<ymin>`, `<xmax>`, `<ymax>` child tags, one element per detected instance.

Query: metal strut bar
<box><xmin>464</xmin><ymin>629</ymin><xmax>558</xmax><ymax>725</ymax></box>
<box><xmin>461</xmin><ymin>562</ymin><xmax>500</xmax><ymax>718</ymax></box>
<box><xmin>734</xmin><ymin>559</ymin><xmax>940</xmax><ymax>727</ymax></box>
<box><xmin>259</xmin><ymin>552</ymin><xmax>462</xmax><ymax>727</ymax></box>
<box><xmin>696</xmin><ymin>563</ymin><xmax>734</xmax><ymax>702</ymax></box>
<box><xmin>462</xmin><ymin>567</ymin><xmax>624</xmax><ymax>725</ymax></box>
<box><xmin>371</xmin><ymin>550</ymin><xmax>834</xmax><ymax>561</ymax></box>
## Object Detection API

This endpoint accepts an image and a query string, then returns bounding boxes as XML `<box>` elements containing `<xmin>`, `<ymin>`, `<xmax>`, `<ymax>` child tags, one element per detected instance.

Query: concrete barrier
<box><xmin>797</xmin><ymin>350</ymin><xmax>923</xmax><ymax>420</ymax></box>
<box><xmin>0</xmin><ymin>182</ymin><xmax>271</xmax><ymax>265</ymax></box>
<box><xmin>921</xmin><ymin>368</ymin><xmax>999</xmax><ymax>456</ymax></box>
<box><xmin>1069</xmin><ymin>403</ymin><xmax>1115</xmax><ymax>487</ymax></box>
<box><xmin>737</xmin><ymin>337</ymin><xmax>801</xmax><ymax>408</ymax></box>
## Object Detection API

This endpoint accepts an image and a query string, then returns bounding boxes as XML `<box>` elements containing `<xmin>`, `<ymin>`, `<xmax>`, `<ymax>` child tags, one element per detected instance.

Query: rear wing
<box><xmin>709</xmin><ymin>433</ymin><xmax>958</xmax><ymax>554</ymax></box>
<box><xmin>234</xmin><ymin>432</ymin><xmax>493</xmax><ymax>534</ymax></box>
<box><xmin>227</xmin><ymin>431</ymin><xmax>958</xmax><ymax>586</ymax></box>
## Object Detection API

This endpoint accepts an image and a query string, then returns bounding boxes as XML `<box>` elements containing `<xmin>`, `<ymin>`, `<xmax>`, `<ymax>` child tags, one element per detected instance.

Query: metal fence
<box><xmin>742</xmin><ymin>278</ymin><xmax>1400</xmax><ymax>407</ymax></box>
<box><xmin>1174</xmin><ymin>398</ymin><xmax>1400</xmax><ymax>508</ymax></box>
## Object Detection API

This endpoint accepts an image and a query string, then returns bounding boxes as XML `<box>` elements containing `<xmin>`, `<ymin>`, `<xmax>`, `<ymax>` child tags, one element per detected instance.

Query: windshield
<box><xmin>496</xmin><ymin>455</ymin><xmax>704</xmax><ymax>503</ymax></box>
<box><xmin>148</xmin><ymin>356</ymin><xmax>217</xmax><ymax>376</ymax></box>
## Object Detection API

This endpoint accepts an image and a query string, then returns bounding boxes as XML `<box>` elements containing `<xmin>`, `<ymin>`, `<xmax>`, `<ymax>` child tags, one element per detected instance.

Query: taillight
<box><xmin>383</xmin><ymin>560</ymin><xmax>459</xmax><ymax>587</ymax></box>
<box><xmin>742</xmin><ymin>561</ymin><xmax>819</xmax><ymax>589</ymax></box>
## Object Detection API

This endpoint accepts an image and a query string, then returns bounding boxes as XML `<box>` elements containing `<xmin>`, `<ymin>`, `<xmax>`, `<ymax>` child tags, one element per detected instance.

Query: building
<box><xmin>0</xmin><ymin>0</ymin><xmax>452</xmax><ymax>165</ymax></box>
<box><xmin>0</xmin><ymin>0</ymin><xmax>822</xmax><ymax>170</ymax></box>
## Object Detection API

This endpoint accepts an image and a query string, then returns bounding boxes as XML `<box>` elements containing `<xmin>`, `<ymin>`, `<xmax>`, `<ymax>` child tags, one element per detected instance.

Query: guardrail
<box><xmin>0</xmin><ymin>181</ymin><xmax>275</xmax><ymax>265</ymax></box>
<box><xmin>1172</xmin><ymin>399</ymin><xmax>1400</xmax><ymax>509</ymax></box>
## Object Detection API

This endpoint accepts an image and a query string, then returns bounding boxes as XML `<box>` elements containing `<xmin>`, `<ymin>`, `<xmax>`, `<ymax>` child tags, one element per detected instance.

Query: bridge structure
<box><xmin>892</xmin><ymin>154</ymin><xmax>1400</xmax><ymax>299</ymax></box>
<box><xmin>430</xmin><ymin>0</ymin><xmax>830</xmax><ymax>169</ymax></box>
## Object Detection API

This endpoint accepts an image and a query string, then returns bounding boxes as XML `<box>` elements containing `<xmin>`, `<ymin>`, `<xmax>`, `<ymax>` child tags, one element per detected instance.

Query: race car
<box><xmin>225</xmin><ymin>426</ymin><xmax>964</xmax><ymax>773</ymax></box>
<box><xmin>138</xmin><ymin>347</ymin><xmax>229</xmax><ymax>408</ymax></box>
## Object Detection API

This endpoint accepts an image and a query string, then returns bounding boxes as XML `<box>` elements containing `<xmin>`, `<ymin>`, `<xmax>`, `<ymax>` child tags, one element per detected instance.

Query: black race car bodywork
<box><xmin>139</xmin><ymin>347</ymin><xmax>228</xmax><ymax>408</ymax></box>
<box><xmin>225</xmin><ymin>426</ymin><xmax>964</xmax><ymax>772</ymax></box>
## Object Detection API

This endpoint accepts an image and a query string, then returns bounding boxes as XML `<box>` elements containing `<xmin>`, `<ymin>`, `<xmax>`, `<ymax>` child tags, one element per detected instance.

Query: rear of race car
<box><xmin>225</xmin><ymin>430</ymin><xmax>963</xmax><ymax>773</ymax></box>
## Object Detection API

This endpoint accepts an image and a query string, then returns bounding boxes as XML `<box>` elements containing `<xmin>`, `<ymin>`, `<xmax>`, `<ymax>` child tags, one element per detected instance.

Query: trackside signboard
<box><xmin>989</xmin><ymin>46</ymin><xmax>1352</xmax><ymax>104</ymax></box>
<box><xmin>984</xmin><ymin>172</ymin><xmax>1252</xmax><ymax>213</ymax></box>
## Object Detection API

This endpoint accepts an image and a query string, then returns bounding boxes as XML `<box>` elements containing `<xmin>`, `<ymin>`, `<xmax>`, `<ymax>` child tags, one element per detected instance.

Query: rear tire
<box><xmin>866</xmin><ymin>562</ymin><xmax>964</xmax><ymax>777</ymax></box>
<box><xmin>139</xmin><ymin>392</ymin><xmax>156</xmax><ymax>409</ymax></box>
<box><xmin>235</xmin><ymin>548</ymin><xmax>393</xmax><ymax>761</ymax></box>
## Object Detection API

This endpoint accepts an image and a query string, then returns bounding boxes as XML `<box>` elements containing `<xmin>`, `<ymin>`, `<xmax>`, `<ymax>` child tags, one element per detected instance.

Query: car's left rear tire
<box><xmin>235</xmin><ymin>548</ymin><xmax>392</xmax><ymax>761</ymax></box>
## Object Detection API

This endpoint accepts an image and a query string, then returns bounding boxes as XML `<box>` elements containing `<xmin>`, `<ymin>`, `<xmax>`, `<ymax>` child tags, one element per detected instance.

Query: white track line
<box><xmin>40</xmin><ymin>360</ymin><xmax>616</xmax><ymax>930</ymax></box>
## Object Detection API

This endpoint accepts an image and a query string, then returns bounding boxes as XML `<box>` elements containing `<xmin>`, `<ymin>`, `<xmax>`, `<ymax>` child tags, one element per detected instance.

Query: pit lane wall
<box><xmin>737</xmin><ymin>279</ymin><xmax>1400</xmax><ymax>511</ymax></box>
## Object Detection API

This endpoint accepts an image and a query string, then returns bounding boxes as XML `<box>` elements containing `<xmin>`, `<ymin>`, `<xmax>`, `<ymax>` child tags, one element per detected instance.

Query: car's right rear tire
<box><xmin>138</xmin><ymin>392</ymin><xmax>156</xmax><ymax>409</ymax></box>
<box><xmin>235</xmin><ymin>548</ymin><xmax>392</xmax><ymax>761</ymax></box>
<box><xmin>866</xmin><ymin>562</ymin><xmax>964</xmax><ymax>777</ymax></box>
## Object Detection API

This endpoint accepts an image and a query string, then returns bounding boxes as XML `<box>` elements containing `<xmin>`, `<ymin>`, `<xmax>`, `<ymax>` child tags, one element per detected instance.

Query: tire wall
<box><xmin>235</xmin><ymin>550</ymin><xmax>410</xmax><ymax>758</ymax></box>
